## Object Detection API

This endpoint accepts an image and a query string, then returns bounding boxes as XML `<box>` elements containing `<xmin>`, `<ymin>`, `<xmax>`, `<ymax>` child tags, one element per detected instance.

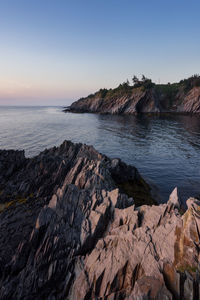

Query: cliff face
<box><xmin>0</xmin><ymin>141</ymin><xmax>200</xmax><ymax>299</ymax></box>
<box><xmin>177</xmin><ymin>87</ymin><xmax>200</xmax><ymax>113</ymax></box>
<box><xmin>66</xmin><ymin>85</ymin><xmax>200</xmax><ymax>114</ymax></box>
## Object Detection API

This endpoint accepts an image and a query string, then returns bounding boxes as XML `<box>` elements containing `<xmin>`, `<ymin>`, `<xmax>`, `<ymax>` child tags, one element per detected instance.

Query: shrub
<box><xmin>179</xmin><ymin>74</ymin><xmax>200</xmax><ymax>91</ymax></box>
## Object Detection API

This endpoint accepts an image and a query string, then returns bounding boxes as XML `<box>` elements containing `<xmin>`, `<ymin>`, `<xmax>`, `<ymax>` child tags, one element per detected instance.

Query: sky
<box><xmin>0</xmin><ymin>0</ymin><xmax>200</xmax><ymax>106</ymax></box>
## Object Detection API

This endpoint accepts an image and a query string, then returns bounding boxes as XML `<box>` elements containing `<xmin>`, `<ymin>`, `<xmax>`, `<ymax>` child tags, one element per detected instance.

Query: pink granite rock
<box><xmin>0</xmin><ymin>142</ymin><xmax>200</xmax><ymax>299</ymax></box>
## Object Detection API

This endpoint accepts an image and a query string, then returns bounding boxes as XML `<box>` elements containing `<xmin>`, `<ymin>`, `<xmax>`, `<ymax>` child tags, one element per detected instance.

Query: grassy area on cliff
<box><xmin>80</xmin><ymin>74</ymin><xmax>200</xmax><ymax>101</ymax></box>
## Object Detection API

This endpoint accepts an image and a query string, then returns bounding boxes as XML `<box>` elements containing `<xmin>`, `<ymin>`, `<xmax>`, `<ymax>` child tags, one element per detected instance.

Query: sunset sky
<box><xmin>0</xmin><ymin>0</ymin><xmax>200</xmax><ymax>105</ymax></box>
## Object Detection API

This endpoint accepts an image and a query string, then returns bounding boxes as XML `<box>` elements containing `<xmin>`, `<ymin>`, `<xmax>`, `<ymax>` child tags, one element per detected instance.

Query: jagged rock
<box><xmin>178</xmin><ymin>87</ymin><xmax>200</xmax><ymax>113</ymax></box>
<box><xmin>0</xmin><ymin>141</ymin><xmax>200</xmax><ymax>299</ymax></box>
<box><xmin>65</xmin><ymin>85</ymin><xmax>200</xmax><ymax>115</ymax></box>
<box><xmin>129</xmin><ymin>276</ymin><xmax>173</xmax><ymax>300</ymax></box>
<box><xmin>168</xmin><ymin>187</ymin><xmax>180</xmax><ymax>209</ymax></box>
<box><xmin>184</xmin><ymin>271</ymin><xmax>194</xmax><ymax>300</ymax></box>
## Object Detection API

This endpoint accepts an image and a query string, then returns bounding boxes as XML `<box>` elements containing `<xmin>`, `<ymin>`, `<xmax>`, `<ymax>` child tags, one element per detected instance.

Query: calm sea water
<box><xmin>0</xmin><ymin>106</ymin><xmax>200</xmax><ymax>203</ymax></box>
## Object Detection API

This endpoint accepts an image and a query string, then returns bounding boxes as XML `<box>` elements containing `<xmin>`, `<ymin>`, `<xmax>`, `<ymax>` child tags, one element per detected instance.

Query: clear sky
<box><xmin>0</xmin><ymin>0</ymin><xmax>199</xmax><ymax>105</ymax></box>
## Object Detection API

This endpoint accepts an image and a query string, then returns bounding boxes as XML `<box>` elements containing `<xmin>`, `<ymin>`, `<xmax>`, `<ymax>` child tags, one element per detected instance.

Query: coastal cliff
<box><xmin>66</xmin><ymin>75</ymin><xmax>200</xmax><ymax>114</ymax></box>
<box><xmin>0</xmin><ymin>141</ymin><xmax>200</xmax><ymax>299</ymax></box>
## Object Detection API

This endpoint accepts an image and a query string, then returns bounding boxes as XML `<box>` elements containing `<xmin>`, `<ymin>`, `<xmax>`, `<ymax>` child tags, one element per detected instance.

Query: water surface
<box><xmin>0</xmin><ymin>106</ymin><xmax>200</xmax><ymax>202</ymax></box>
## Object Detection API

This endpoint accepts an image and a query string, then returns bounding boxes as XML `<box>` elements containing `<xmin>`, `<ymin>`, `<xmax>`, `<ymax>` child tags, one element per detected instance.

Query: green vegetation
<box><xmin>178</xmin><ymin>207</ymin><xmax>186</xmax><ymax>216</ymax></box>
<box><xmin>155</xmin><ymin>83</ymin><xmax>180</xmax><ymax>106</ymax></box>
<box><xmin>132</xmin><ymin>74</ymin><xmax>155</xmax><ymax>90</ymax></box>
<box><xmin>118</xmin><ymin>176</ymin><xmax>157</xmax><ymax>207</ymax></box>
<box><xmin>82</xmin><ymin>74</ymin><xmax>200</xmax><ymax>103</ymax></box>
<box><xmin>176</xmin><ymin>264</ymin><xmax>198</xmax><ymax>274</ymax></box>
<box><xmin>90</xmin><ymin>76</ymin><xmax>152</xmax><ymax>101</ymax></box>
<box><xmin>155</xmin><ymin>82</ymin><xmax>180</xmax><ymax>94</ymax></box>
<box><xmin>179</xmin><ymin>74</ymin><xmax>200</xmax><ymax>92</ymax></box>
<box><xmin>94</xmin><ymin>81</ymin><xmax>133</xmax><ymax>100</ymax></box>
<box><xmin>0</xmin><ymin>194</ymin><xmax>34</xmax><ymax>213</ymax></box>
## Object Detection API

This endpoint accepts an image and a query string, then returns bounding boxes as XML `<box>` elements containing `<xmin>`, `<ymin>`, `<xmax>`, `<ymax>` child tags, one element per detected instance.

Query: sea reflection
<box><xmin>0</xmin><ymin>106</ymin><xmax>200</xmax><ymax>203</ymax></box>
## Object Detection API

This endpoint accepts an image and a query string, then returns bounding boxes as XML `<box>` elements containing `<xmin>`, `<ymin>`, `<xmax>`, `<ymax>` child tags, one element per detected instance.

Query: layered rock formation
<box><xmin>0</xmin><ymin>141</ymin><xmax>200</xmax><ymax>299</ymax></box>
<box><xmin>65</xmin><ymin>84</ymin><xmax>200</xmax><ymax>114</ymax></box>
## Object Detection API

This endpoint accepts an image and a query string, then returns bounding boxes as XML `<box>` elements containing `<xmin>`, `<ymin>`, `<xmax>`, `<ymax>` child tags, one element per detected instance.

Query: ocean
<box><xmin>0</xmin><ymin>105</ymin><xmax>200</xmax><ymax>202</ymax></box>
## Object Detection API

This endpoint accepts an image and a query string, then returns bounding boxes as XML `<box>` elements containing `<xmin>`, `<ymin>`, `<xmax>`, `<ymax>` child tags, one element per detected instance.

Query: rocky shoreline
<box><xmin>65</xmin><ymin>77</ymin><xmax>200</xmax><ymax>115</ymax></box>
<box><xmin>0</xmin><ymin>141</ymin><xmax>200</xmax><ymax>299</ymax></box>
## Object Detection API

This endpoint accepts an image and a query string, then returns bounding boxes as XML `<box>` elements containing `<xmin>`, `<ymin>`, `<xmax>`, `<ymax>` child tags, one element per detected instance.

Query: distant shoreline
<box><xmin>65</xmin><ymin>75</ymin><xmax>200</xmax><ymax>115</ymax></box>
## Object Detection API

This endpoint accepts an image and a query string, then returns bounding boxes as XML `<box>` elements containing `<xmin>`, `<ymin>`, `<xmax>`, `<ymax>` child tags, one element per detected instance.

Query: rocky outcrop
<box><xmin>177</xmin><ymin>87</ymin><xmax>200</xmax><ymax>113</ymax></box>
<box><xmin>0</xmin><ymin>141</ymin><xmax>200</xmax><ymax>299</ymax></box>
<box><xmin>65</xmin><ymin>85</ymin><xmax>200</xmax><ymax>115</ymax></box>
